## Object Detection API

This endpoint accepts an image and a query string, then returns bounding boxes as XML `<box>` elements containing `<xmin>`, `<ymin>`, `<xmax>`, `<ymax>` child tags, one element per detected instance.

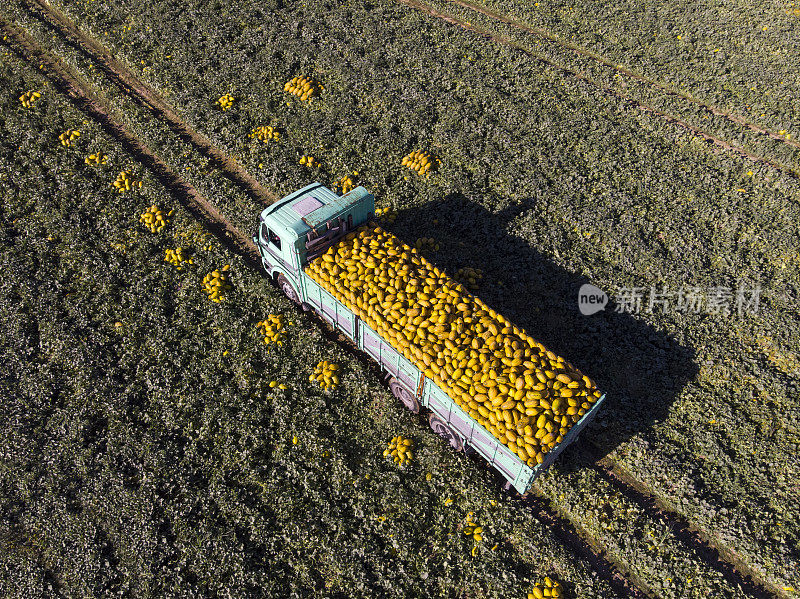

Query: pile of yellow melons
<box><xmin>401</xmin><ymin>150</ymin><xmax>440</xmax><ymax>176</ymax></box>
<box><xmin>304</xmin><ymin>224</ymin><xmax>601</xmax><ymax>467</ymax></box>
<box><xmin>414</xmin><ymin>237</ymin><xmax>440</xmax><ymax>253</ymax></box>
<box><xmin>114</xmin><ymin>171</ymin><xmax>142</xmax><ymax>193</ymax></box>
<box><xmin>84</xmin><ymin>152</ymin><xmax>108</xmax><ymax>165</ymax></box>
<box><xmin>19</xmin><ymin>90</ymin><xmax>41</xmax><ymax>108</ymax></box>
<box><xmin>59</xmin><ymin>129</ymin><xmax>80</xmax><ymax>147</ymax></box>
<box><xmin>203</xmin><ymin>265</ymin><xmax>232</xmax><ymax>303</ymax></box>
<box><xmin>256</xmin><ymin>314</ymin><xmax>287</xmax><ymax>346</ymax></box>
<box><xmin>249</xmin><ymin>125</ymin><xmax>280</xmax><ymax>142</ymax></box>
<box><xmin>455</xmin><ymin>267</ymin><xmax>483</xmax><ymax>290</ymax></box>
<box><xmin>216</xmin><ymin>93</ymin><xmax>234</xmax><ymax>111</ymax></box>
<box><xmin>332</xmin><ymin>173</ymin><xmax>356</xmax><ymax>195</ymax></box>
<box><xmin>164</xmin><ymin>247</ymin><xmax>192</xmax><ymax>270</ymax></box>
<box><xmin>284</xmin><ymin>76</ymin><xmax>324</xmax><ymax>101</ymax></box>
<box><xmin>384</xmin><ymin>435</ymin><xmax>414</xmax><ymax>465</ymax></box>
<box><xmin>310</xmin><ymin>360</ymin><xmax>340</xmax><ymax>390</ymax></box>
<box><xmin>139</xmin><ymin>205</ymin><xmax>170</xmax><ymax>232</ymax></box>
<box><xmin>527</xmin><ymin>577</ymin><xmax>564</xmax><ymax>599</ymax></box>
<box><xmin>462</xmin><ymin>514</ymin><xmax>483</xmax><ymax>542</ymax></box>
<box><xmin>299</xmin><ymin>155</ymin><xmax>319</xmax><ymax>168</ymax></box>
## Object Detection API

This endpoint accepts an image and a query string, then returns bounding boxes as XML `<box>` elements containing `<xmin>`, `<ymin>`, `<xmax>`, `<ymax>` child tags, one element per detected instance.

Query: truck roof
<box><xmin>259</xmin><ymin>182</ymin><xmax>372</xmax><ymax>241</ymax></box>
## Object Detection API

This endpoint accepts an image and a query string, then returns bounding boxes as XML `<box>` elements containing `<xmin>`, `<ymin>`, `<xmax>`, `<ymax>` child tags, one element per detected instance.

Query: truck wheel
<box><xmin>502</xmin><ymin>480</ymin><xmax>528</xmax><ymax>499</ymax></box>
<box><xmin>429</xmin><ymin>414</ymin><xmax>463</xmax><ymax>452</ymax></box>
<box><xmin>389</xmin><ymin>379</ymin><xmax>420</xmax><ymax>414</ymax></box>
<box><xmin>276</xmin><ymin>274</ymin><xmax>300</xmax><ymax>305</ymax></box>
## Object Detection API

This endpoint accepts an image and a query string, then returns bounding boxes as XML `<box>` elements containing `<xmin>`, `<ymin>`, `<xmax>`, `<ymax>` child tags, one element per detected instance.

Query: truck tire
<box><xmin>428</xmin><ymin>414</ymin><xmax>463</xmax><ymax>452</ymax></box>
<box><xmin>502</xmin><ymin>480</ymin><xmax>529</xmax><ymax>499</ymax></box>
<box><xmin>389</xmin><ymin>379</ymin><xmax>420</xmax><ymax>414</ymax></box>
<box><xmin>276</xmin><ymin>274</ymin><xmax>300</xmax><ymax>306</ymax></box>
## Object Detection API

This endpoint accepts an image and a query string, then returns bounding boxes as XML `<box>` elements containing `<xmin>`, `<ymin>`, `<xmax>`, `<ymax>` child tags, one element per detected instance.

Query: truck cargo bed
<box><xmin>301</xmin><ymin>266</ymin><xmax>606</xmax><ymax>494</ymax></box>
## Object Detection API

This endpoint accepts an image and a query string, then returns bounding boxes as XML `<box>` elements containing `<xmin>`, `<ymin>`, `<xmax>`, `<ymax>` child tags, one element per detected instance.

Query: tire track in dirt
<box><xmin>522</xmin><ymin>493</ymin><xmax>655</xmax><ymax>599</ymax></box>
<box><xmin>524</xmin><ymin>442</ymin><xmax>784</xmax><ymax>599</ymax></box>
<box><xmin>445</xmin><ymin>0</ymin><xmax>800</xmax><ymax>153</ymax></box>
<box><xmin>395</xmin><ymin>0</ymin><xmax>800</xmax><ymax>181</ymax></box>
<box><xmin>20</xmin><ymin>0</ymin><xmax>280</xmax><ymax>207</ymax></box>
<box><xmin>0</xmin><ymin>15</ymin><xmax>261</xmax><ymax>270</ymax></box>
<box><xmin>529</xmin><ymin>455</ymin><xmax>784</xmax><ymax>599</ymax></box>
<box><xmin>590</xmin><ymin>457</ymin><xmax>787</xmax><ymax>599</ymax></box>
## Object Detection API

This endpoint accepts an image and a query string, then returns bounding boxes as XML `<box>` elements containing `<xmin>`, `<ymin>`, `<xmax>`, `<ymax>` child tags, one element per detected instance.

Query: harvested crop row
<box><xmin>305</xmin><ymin>224</ymin><xmax>601</xmax><ymax>467</ymax></box>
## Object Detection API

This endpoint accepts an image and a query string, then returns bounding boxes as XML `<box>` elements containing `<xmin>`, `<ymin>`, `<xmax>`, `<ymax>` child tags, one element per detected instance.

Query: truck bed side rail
<box><xmin>301</xmin><ymin>273</ymin><xmax>356</xmax><ymax>340</ymax></box>
<box><xmin>422</xmin><ymin>379</ymin><xmax>534</xmax><ymax>487</ymax></box>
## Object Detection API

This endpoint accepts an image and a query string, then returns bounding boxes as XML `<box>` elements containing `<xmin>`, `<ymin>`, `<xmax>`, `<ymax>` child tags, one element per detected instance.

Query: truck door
<box><xmin>259</xmin><ymin>222</ymin><xmax>296</xmax><ymax>272</ymax></box>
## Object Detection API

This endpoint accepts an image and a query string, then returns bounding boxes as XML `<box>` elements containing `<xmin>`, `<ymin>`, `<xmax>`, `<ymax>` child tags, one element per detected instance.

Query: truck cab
<box><xmin>252</xmin><ymin>182</ymin><xmax>375</xmax><ymax>303</ymax></box>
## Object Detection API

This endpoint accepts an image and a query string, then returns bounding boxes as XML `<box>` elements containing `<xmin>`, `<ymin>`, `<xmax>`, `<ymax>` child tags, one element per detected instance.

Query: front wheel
<box><xmin>429</xmin><ymin>414</ymin><xmax>463</xmax><ymax>452</ymax></box>
<box><xmin>276</xmin><ymin>274</ymin><xmax>300</xmax><ymax>305</ymax></box>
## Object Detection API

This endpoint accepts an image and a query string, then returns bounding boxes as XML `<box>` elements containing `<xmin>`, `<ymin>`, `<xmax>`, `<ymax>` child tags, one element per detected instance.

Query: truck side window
<box><xmin>267</xmin><ymin>228</ymin><xmax>282</xmax><ymax>251</ymax></box>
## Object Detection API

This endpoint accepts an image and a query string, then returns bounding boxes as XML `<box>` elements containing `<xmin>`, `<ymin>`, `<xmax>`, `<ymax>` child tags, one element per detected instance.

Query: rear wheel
<box><xmin>389</xmin><ymin>379</ymin><xmax>420</xmax><ymax>414</ymax></box>
<box><xmin>428</xmin><ymin>414</ymin><xmax>463</xmax><ymax>452</ymax></box>
<box><xmin>502</xmin><ymin>480</ymin><xmax>529</xmax><ymax>499</ymax></box>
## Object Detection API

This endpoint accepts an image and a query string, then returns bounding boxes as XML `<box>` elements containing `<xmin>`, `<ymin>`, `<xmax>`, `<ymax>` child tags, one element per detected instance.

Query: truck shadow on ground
<box><xmin>388</xmin><ymin>193</ymin><xmax>699</xmax><ymax>467</ymax></box>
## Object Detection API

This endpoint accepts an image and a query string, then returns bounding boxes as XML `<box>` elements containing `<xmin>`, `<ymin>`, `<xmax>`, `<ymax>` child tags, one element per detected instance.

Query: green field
<box><xmin>1</xmin><ymin>0</ymin><xmax>799</xmax><ymax>597</ymax></box>
<box><xmin>416</xmin><ymin>0</ymin><xmax>800</xmax><ymax>171</ymax></box>
<box><xmin>468</xmin><ymin>0</ymin><xmax>800</xmax><ymax>134</ymax></box>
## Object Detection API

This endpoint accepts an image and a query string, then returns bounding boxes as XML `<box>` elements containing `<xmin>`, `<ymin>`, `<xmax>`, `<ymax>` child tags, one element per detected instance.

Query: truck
<box><xmin>253</xmin><ymin>182</ymin><xmax>606</xmax><ymax>494</ymax></box>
